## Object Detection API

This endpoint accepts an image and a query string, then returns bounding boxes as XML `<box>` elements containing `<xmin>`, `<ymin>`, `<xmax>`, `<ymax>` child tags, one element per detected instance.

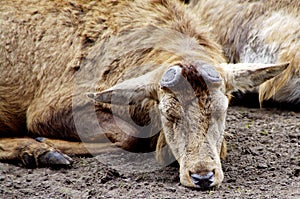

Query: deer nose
<box><xmin>190</xmin><ymin>171</ymin><xmax>214</xmax><ymax>189</ymax></box>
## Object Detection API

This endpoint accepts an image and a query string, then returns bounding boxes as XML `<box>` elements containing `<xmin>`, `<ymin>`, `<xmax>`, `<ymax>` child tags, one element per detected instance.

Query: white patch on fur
<box><xmin>240</xmin><ymin>11</ymin><xmax>298</xmax><ymax>64</ymax></box>
<box><xmin>273</xmin><ymin>77</ymin><xmax>300</xmax><ymax>104</ymax></box>
<box><xmin>240</xmin><ymin>29</ymin><xmax>279</xmax><ymax>64</ymax></box>
<box><xmin>240</xmin><ymin>40</ymin><xmax>279</xmax><ymax>64</ymax></box>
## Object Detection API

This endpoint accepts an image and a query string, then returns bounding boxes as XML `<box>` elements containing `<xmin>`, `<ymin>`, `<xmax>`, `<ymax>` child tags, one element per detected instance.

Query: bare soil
<box><xmin>1</xmin><ymin>106</ymin><xmax>299</xmax><ymax>199</ymax></box>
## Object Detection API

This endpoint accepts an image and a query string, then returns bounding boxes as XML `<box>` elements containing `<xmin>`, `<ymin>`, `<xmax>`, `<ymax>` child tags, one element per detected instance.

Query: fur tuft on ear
<box><xmin>220</xmin><ymin>139</ymin><xmax>227</xmax><ymax>159</ymax></box>
<box><xmin>155</xmin><ymin>132</ymin><xmax>175</xmax><ymax>165</ymax></box>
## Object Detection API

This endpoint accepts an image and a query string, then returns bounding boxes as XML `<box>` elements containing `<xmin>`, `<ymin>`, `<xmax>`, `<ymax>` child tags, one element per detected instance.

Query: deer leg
<box><xmin>35</xmin><ymin>137</ymin><xmax>119</xmax><ymax>155</ymax></box>
<box><xmin>23</xmin><ymin>100</ymin><xmax>154</xmax><ymax>167</ymax></box>
<box><xmin>0</xmin><ymin>136</ymin><xmax>126</xmax><ymax>168</ymax></box>
<box><xmin>0</xmin><ymin>137</ymin><xmax>72</xmax><ymax>167</ymax></box>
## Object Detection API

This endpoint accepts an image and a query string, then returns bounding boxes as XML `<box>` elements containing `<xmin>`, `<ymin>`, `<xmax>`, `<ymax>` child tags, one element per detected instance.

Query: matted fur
<box><xmin>188</xmin><ymin>0</ymin><xmax>300</xmax><ymax>105</ymax></box>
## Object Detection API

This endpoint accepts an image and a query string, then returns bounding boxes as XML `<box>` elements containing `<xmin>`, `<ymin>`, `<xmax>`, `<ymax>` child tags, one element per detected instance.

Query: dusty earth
<box><xmin>0</xmin><ymin>105</ymin><xmax>299</xmax><ymax>198</ymax></box>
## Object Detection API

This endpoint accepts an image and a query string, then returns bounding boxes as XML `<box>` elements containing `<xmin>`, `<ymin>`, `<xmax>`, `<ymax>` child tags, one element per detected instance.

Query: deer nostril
<box><xmin>190</xmin><ymin>171</ymin><xmax>214</xmax><ymax>189</ymax></box>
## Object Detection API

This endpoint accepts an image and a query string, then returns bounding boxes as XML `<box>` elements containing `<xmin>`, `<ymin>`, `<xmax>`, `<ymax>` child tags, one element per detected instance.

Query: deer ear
<box><xmin>87</xmin><ymin>67</ymin><xmax>165</xmax><ymax>105</ymax></box>
<box><xmin>87</xmin><ymin>85</ymin><xmax>158</xmax><ymax>105</ymax></box>
<box><xmin>220</xmin><ymin>62</ymin><xmax>289</xmax><ymax>94</ymax></box>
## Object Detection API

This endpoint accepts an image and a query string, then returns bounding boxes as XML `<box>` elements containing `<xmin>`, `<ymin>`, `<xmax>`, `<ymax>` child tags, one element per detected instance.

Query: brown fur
<box><xmin>0</xmin><ymin>0</ymin><xmax>226</xmax><ymax>187</ymax></box>
<box><xmin>0</xmin><ymin>0</ymin><xmax>287</xmax><ymax>189</ymax></box>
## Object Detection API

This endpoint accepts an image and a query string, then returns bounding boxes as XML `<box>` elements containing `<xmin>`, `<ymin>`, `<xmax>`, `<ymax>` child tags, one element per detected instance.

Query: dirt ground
<box><xmin>0</xmin><ymin>106</ymin><xmax>299</xmax><ymax>199</ymax></box>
